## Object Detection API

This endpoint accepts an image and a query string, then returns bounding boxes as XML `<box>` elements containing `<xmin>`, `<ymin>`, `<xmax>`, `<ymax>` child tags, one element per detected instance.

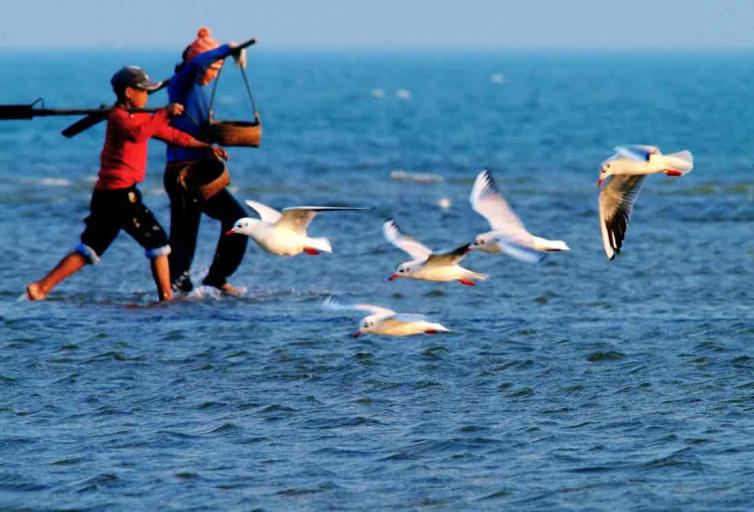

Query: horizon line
<box><xmin>2</xmin><ymin>44</ymin><xmax>754</xmax><ymax>54</ymax></box>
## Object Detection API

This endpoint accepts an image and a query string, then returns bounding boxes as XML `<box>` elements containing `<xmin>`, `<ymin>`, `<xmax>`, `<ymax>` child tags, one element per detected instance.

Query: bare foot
<box><xmin>26</xmin><ymin>282</ymin><xmax>48</xmax><ymax>301</ymax></box>
<box><xmin>220</xmin><ymin>282</ymin><xmax>246</xmax><ymax>297</ymax></box>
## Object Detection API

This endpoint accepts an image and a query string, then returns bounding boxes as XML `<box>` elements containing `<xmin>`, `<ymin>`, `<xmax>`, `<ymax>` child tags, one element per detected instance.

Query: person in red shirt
<box><xmin>26</xmin><ymin>66</ymin><xmax>227</xmax><ymax>302</ymax></box>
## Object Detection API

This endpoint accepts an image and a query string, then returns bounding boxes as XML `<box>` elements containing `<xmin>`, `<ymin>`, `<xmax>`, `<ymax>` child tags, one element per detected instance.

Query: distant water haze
<box><xmin>3</xmin><ymin>0</ymin><xmax>754</xmax><ymax>50</ymax></box>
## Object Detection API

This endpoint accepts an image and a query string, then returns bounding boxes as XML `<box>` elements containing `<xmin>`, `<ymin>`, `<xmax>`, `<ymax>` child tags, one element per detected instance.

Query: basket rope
<box><xmin>208</xmin><ymin>57</ymin><xmax>258</xmax><ymax>125</ymax></box>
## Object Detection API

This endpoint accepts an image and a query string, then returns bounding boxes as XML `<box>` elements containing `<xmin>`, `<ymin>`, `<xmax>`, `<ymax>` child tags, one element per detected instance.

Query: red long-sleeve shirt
<box><xmin>96</xmin><ymin>106</ymin><xmax>198</xmax><ymax>190</ymax></box>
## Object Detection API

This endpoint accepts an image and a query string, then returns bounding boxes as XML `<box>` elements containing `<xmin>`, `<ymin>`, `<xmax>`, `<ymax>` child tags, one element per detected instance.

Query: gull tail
<box><xmin>467</xmin><ymin>270</ymin><xmax>489</xmax><ymax>281</ymax></box>
<box><xmin>533</xmin><ymin>237</ymin><xmax>570</xmax><ymax>252</ymax></box>
<box><xmin>663</xmin><ymin>150</ymin><xmax>693</xmax><ymax>176</ymax></box>
<box><xmin>305</xmin><ymin>237</ymin><xmax>333</xmax><ymax>253</ymax></box>
<box><xmin>425</xmin><ymin>323</ymin><xmax>452</xmax><ymax>334</ymax></box>
<box><xmin>545</xmin><ymin>240</ymin><xmax>570</xmax><ymax>252</ymax></box>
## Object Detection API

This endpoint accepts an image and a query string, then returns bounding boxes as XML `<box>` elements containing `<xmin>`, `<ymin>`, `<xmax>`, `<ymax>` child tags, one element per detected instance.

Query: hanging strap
<box><xmin>208</xmin><ymin>62</ymin><xmax>225</xmax><ymax>122</ymax></box>
<box><xmin>240</xmin><ymin>66</ymin><xmax>259</xmax><ymax>122</ymax></box>
<box><xmin>207</xmin><ymin>58</ymin><xmax>259</xmax><ymax>126</ymax></box>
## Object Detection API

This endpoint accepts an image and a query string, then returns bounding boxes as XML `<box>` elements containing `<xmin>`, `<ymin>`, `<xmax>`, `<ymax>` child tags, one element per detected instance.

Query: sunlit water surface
<box><xmin>2</xmin><ymin>50</ymin><xmax>754</xmax><ymax>510</ymax></box>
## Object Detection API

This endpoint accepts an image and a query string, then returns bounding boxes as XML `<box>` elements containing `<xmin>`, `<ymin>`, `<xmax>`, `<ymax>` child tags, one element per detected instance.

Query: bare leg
<box><xmin>26</xmin><ymin>252</ymin><xmax>87</xmax><ymax>301</ymax></box>
<box><xmin>150</xmin><ymin>254</ymin><xmax>173</xmax><ymax>302</ymax></box>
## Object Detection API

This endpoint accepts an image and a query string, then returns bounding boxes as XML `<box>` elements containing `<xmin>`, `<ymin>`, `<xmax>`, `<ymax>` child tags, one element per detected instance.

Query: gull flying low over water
<box><xmin>598</xmin><ymin>145</ymin><xmax>694</xmax><ymax>260</ymax></box>
<box><xmin>226</xmin><ymin>200</ymin><xmax>369</xmax><ymax>256</ymax></box>
<box><xmin>323</xmin><ymin>297</ymin><xmax>451</xmax><ymax>337</ymax></box>
<box><xmin>469</xmin><ymin>169</ymin><xmax>570</xmax><ymax>263</ymax></box>
<box><xmin>383</xmin><ymin>219</ymin><xmax>487</xmax><ymax>286</ymax></box>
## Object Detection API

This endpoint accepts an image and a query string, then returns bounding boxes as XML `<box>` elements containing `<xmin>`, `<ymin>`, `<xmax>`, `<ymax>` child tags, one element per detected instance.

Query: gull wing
<box><xmin>392</xmin><ymin>313</ymin><xmax>429</xmax><ymax>323</ymax></box>
<box><xmin>615</xmin><ymin>145</ymin><xmax>661</xmax><ymax>162</ymax></box>
<box><xmin>382</xmin><ymin>314</ymin><xmax>430</xmax><ymax>328</ymax></box>
<box><xmin>599</xmin><ymin>174</ymin><xmax>646</xmax><ymax>260</ymax></box>
<box><xmin>488</xmin><ymin>233</ymin><xmax>546</xmax><ymax>263</ymax></box>
<box><xmin>383</xmin><ymin>219</ymin><xmax>433</xmax><ymax>260</ymax></box>
<box><xmin>382</xmin><ymin>315</ymin><xmax>450</xmax><ymax>333</ymax></box>
<box><xmin>323</xmin><ymin>296</ymin><xmax>395</xmax><ymax>317</ymax></box>
<box><xmin>279</xmin><ymin>206</ymin><xmax>370</xmax><ymax>234</ymax></box>
<box><xmin>245</xmin><ymin>200</ymin><xmax>282</xmax><ymax>223</ymax></box>
<box><xmin>278</xmin><ymin>208</ymin><xmax>318</xmax><ymax>234</ymax></box>
<box><xmin>469</xmin><ymin>169</ymin><xmax>534</xmax><ymax>243</ymax></box>
<box><xmin>424</xmin><ymin>243</ymin><xmax>471</xmax><ymax>267</ymax></box>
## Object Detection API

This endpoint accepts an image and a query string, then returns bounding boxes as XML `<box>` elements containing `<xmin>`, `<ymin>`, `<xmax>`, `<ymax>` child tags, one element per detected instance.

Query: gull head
<box><xmin>225</xmin><ymin>217</ymin><xmax>263</xmax><ymax>237</ymax></box>
<box><xmin>388</xmin><ymin>261</ymin><xmax>417</xmax><ymax>281</ymax></box>
<box><xmin>598</xmin><ymin>158</ymin><xmax>616</xmax><ymax>187</ymax></box>
<box><xmin>470</xmin><ymin>233</ymin><xmax>502</xmax><ymax>254</ymax></box>
<box><xmin>353</xmin><ymin>315</ymin><xmax>382</xmax><ymax>337</ymax></box>
<box><xmin>353</xmin><ymin>319</ymin><xmax>371</xmax><ymax>337</ymax></box>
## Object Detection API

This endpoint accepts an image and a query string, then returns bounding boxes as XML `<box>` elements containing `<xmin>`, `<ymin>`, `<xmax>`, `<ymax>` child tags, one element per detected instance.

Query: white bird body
<box><xmin>469</xmin><ymin>169</ymin><xmax>570</xmax><ymax>263</ymax></box>
<box><xmin>232</xmin><ymin>217</ymin><xmax>332</xmax><ymax>256</ymax></box>
<box><xmin>474</xmin><ymin>231</ymin><xmax>570</xmax><ymax>255</ymax></box>
<box><xmin>227</xmin><ymin>200</ymin><xmax>367</xmax><ymax>256</ymax></box>
<box><xmin>599</xmin><ymin>145</ymin><xmax>693</xmax><ymax>185</ymax></box>
<box><xmin>323</xmin><ymin>297</ymin><xmax>451</xmax><ymax>337</ymax></box>
<box><xmin>598</xmin><ymin>145</ymin><xmax>694</xmax><ymax>260</ymax></box>
<box><xmin>399</xmin><ymin>257</ymin><xmax>488</xmax><ymax>283</ymax></box>
<box><xmin>612</xmin><ymin>154</ymin><xmax>678</xmax><ymax>175</ymax></box>
<box><xmin>367</xmin><ymin>315</ymin><xmax>451</xmax><ymax>337</ymax></box>
<box><xmin>383</xmin><ymin>219</ymin><xmax>486</xmax><ymax>285</ymax></box>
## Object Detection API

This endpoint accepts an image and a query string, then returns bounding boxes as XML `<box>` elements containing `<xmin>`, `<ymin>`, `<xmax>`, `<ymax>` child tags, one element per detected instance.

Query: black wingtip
<box><xmin>479</xmin><ymin>168</ymin><xmax>500</xmax><ymax>192</ymax></box>
<box><xmin>385</xmin><ymin>218</ymin><xmax>401</xmax><ymax>230</ymax></box>
<box><xmin>454</xmin><ymin>243</ymin><xmax>473</xmax><ymax>255</ymax></box>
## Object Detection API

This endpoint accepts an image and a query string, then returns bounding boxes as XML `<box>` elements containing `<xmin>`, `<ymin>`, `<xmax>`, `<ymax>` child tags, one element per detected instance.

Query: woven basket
<box><xmin>174</xmin><ymin>158</ymin><xmax>230</xmax><ymax>201</ymax></box>
<box><xmin>209</xmin><ymin>113</ymin><xmax>262</xmax><ymax>148</ymax></box>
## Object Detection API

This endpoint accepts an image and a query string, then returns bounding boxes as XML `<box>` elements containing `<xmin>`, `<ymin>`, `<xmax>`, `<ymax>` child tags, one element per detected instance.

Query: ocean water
<box><xmin>2</xmin><ymin>49</ymin><xmax>754</xmax><ymax>510</ymax></box>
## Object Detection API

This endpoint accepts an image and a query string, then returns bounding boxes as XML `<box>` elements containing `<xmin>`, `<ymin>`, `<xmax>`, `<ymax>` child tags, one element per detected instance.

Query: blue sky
<box><xmin>3</xmin><ymin>0</ymin><xmax>754</xmax><ymax>50</ymax></box>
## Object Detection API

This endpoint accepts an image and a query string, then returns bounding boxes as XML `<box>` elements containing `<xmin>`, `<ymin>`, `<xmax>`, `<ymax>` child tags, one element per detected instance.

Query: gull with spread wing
<box><xmin>383</xmin><ymin>219</ymin><xmax>486</xmax><ymax>285</ymax></box>
<box><xmin>323</xmin><ymin>296</ymin><xmax>451</xmax><ymax>337</ymax></box>
<box><xmin>469</xmin><ymin>169</ymin><xmax>569</xmax><ymax>263</ymax></box>
<box><xmin>226</xmin><ymin>200</ymin><xmax>368</xmax><ymax>256</ymax></box>
<box><xmin>598</xmin><ymin>145</ymin><xmax>694</xmax><ymax>260</ymax></box>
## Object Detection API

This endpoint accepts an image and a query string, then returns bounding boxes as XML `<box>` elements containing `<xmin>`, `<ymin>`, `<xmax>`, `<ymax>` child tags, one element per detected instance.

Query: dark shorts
<box><xmin>77</xmin><ymin>186</ymin><xmax>170</xmax><ymax>263</ymax></box>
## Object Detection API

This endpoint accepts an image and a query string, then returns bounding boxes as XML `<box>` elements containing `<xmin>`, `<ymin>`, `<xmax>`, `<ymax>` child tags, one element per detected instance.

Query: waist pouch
<box><xmin>167</xmin><ymin>158</ymin><xmax>229</xmax><ymax>201</ymax></box>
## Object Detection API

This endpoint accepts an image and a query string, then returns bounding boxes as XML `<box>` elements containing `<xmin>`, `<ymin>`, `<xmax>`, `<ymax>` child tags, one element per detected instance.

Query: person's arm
<box><xmin>154</xmin><ymin>122</ymin><xmax>228</xmax><ymax>160</ymax></box>
<box><xmin>182</xmin><ymin>44</ymin><xmax>234</xmax><ymax>81</ymax></box>
<box><xmin>108</xmin><ymin>108</ymin><xmax>171</xmax><ymax>143</ymax></box>
<box><xmin>169</xmin><ymin>44</ymin><xmax>234</xmax><ymax>98</ymax></box>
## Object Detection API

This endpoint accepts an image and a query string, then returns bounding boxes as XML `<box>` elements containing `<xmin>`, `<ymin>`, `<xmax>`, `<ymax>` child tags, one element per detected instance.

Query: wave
<box><xmin>389</xmin><ymin>170</ymin><xmax>443</xmax><ymax>183</ymax></box>
<box><xmin>39</xmin><ymin>178</ymin><xmax>72</xmax><ymax>187</ymax></box>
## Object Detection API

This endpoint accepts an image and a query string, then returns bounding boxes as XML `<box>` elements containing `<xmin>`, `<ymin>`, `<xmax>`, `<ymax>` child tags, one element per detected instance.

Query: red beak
<box><xmin>352</xmin><ymin>331</ymin><xmax>362</xmax><ymax>338</ymax></box>
<box><xmin>225</xmin><ymin>229</ymin><xmax>236</xmax><ymax>236</ymax></box>
<box><xmin>388</xmin><ymin>274</ymin><xmax>399</xmax><ymax>281</ymax></box>
<box><xmin>597</xmin><ymin>178</ymin><xmax>603</xmax><ymax>187</ymax></box>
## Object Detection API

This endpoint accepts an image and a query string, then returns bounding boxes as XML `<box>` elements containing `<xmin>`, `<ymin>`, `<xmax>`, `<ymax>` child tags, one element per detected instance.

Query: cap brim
<box><xmin>137</xmin><ymin>79</ymin><xmax>163</xmax><ymax>91</ymax></box>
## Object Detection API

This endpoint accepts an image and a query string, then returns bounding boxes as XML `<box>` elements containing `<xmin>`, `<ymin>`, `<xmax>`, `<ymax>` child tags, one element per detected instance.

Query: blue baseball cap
<box><xmin>111</xmin><ymin>66</ymin><xmax>162</xmax><ymax>93</ymax></box>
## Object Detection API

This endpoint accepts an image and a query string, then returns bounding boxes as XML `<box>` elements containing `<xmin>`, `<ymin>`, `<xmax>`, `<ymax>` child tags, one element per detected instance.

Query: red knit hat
<box><xmin>184</xmin><ymin>27</ymin><xmax>220</xmax><ymax>62</ymax></box>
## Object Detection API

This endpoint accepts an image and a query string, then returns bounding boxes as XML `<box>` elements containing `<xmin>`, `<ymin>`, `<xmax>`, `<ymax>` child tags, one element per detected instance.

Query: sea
<box><xmin>1</xmin><ymin>48</ymin><xmax>754</xmax><ymax>510</ymax></box>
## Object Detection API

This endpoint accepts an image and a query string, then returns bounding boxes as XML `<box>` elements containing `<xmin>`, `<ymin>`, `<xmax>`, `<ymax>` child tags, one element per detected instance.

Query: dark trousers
<box><xmin>81</xmin><ymin>186</ymin><xmax>169</xmax><ymax>261</ymax></box>
<box><xmin>164</xmin><ymin>162</ymin><xmax>248</xmax><ymax>291</ymax></box>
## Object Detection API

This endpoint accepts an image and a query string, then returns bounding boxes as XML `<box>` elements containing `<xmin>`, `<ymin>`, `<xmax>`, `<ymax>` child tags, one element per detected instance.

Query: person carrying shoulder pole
<box><xmin>26</xmin><ymin>66</ymin><xmax>227</xmax><ymax>302</ymax></box>
<box><xmin>164</xmin><ymin>27</ymin><xmax>251</xmax><ymax>296</ymax></box>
